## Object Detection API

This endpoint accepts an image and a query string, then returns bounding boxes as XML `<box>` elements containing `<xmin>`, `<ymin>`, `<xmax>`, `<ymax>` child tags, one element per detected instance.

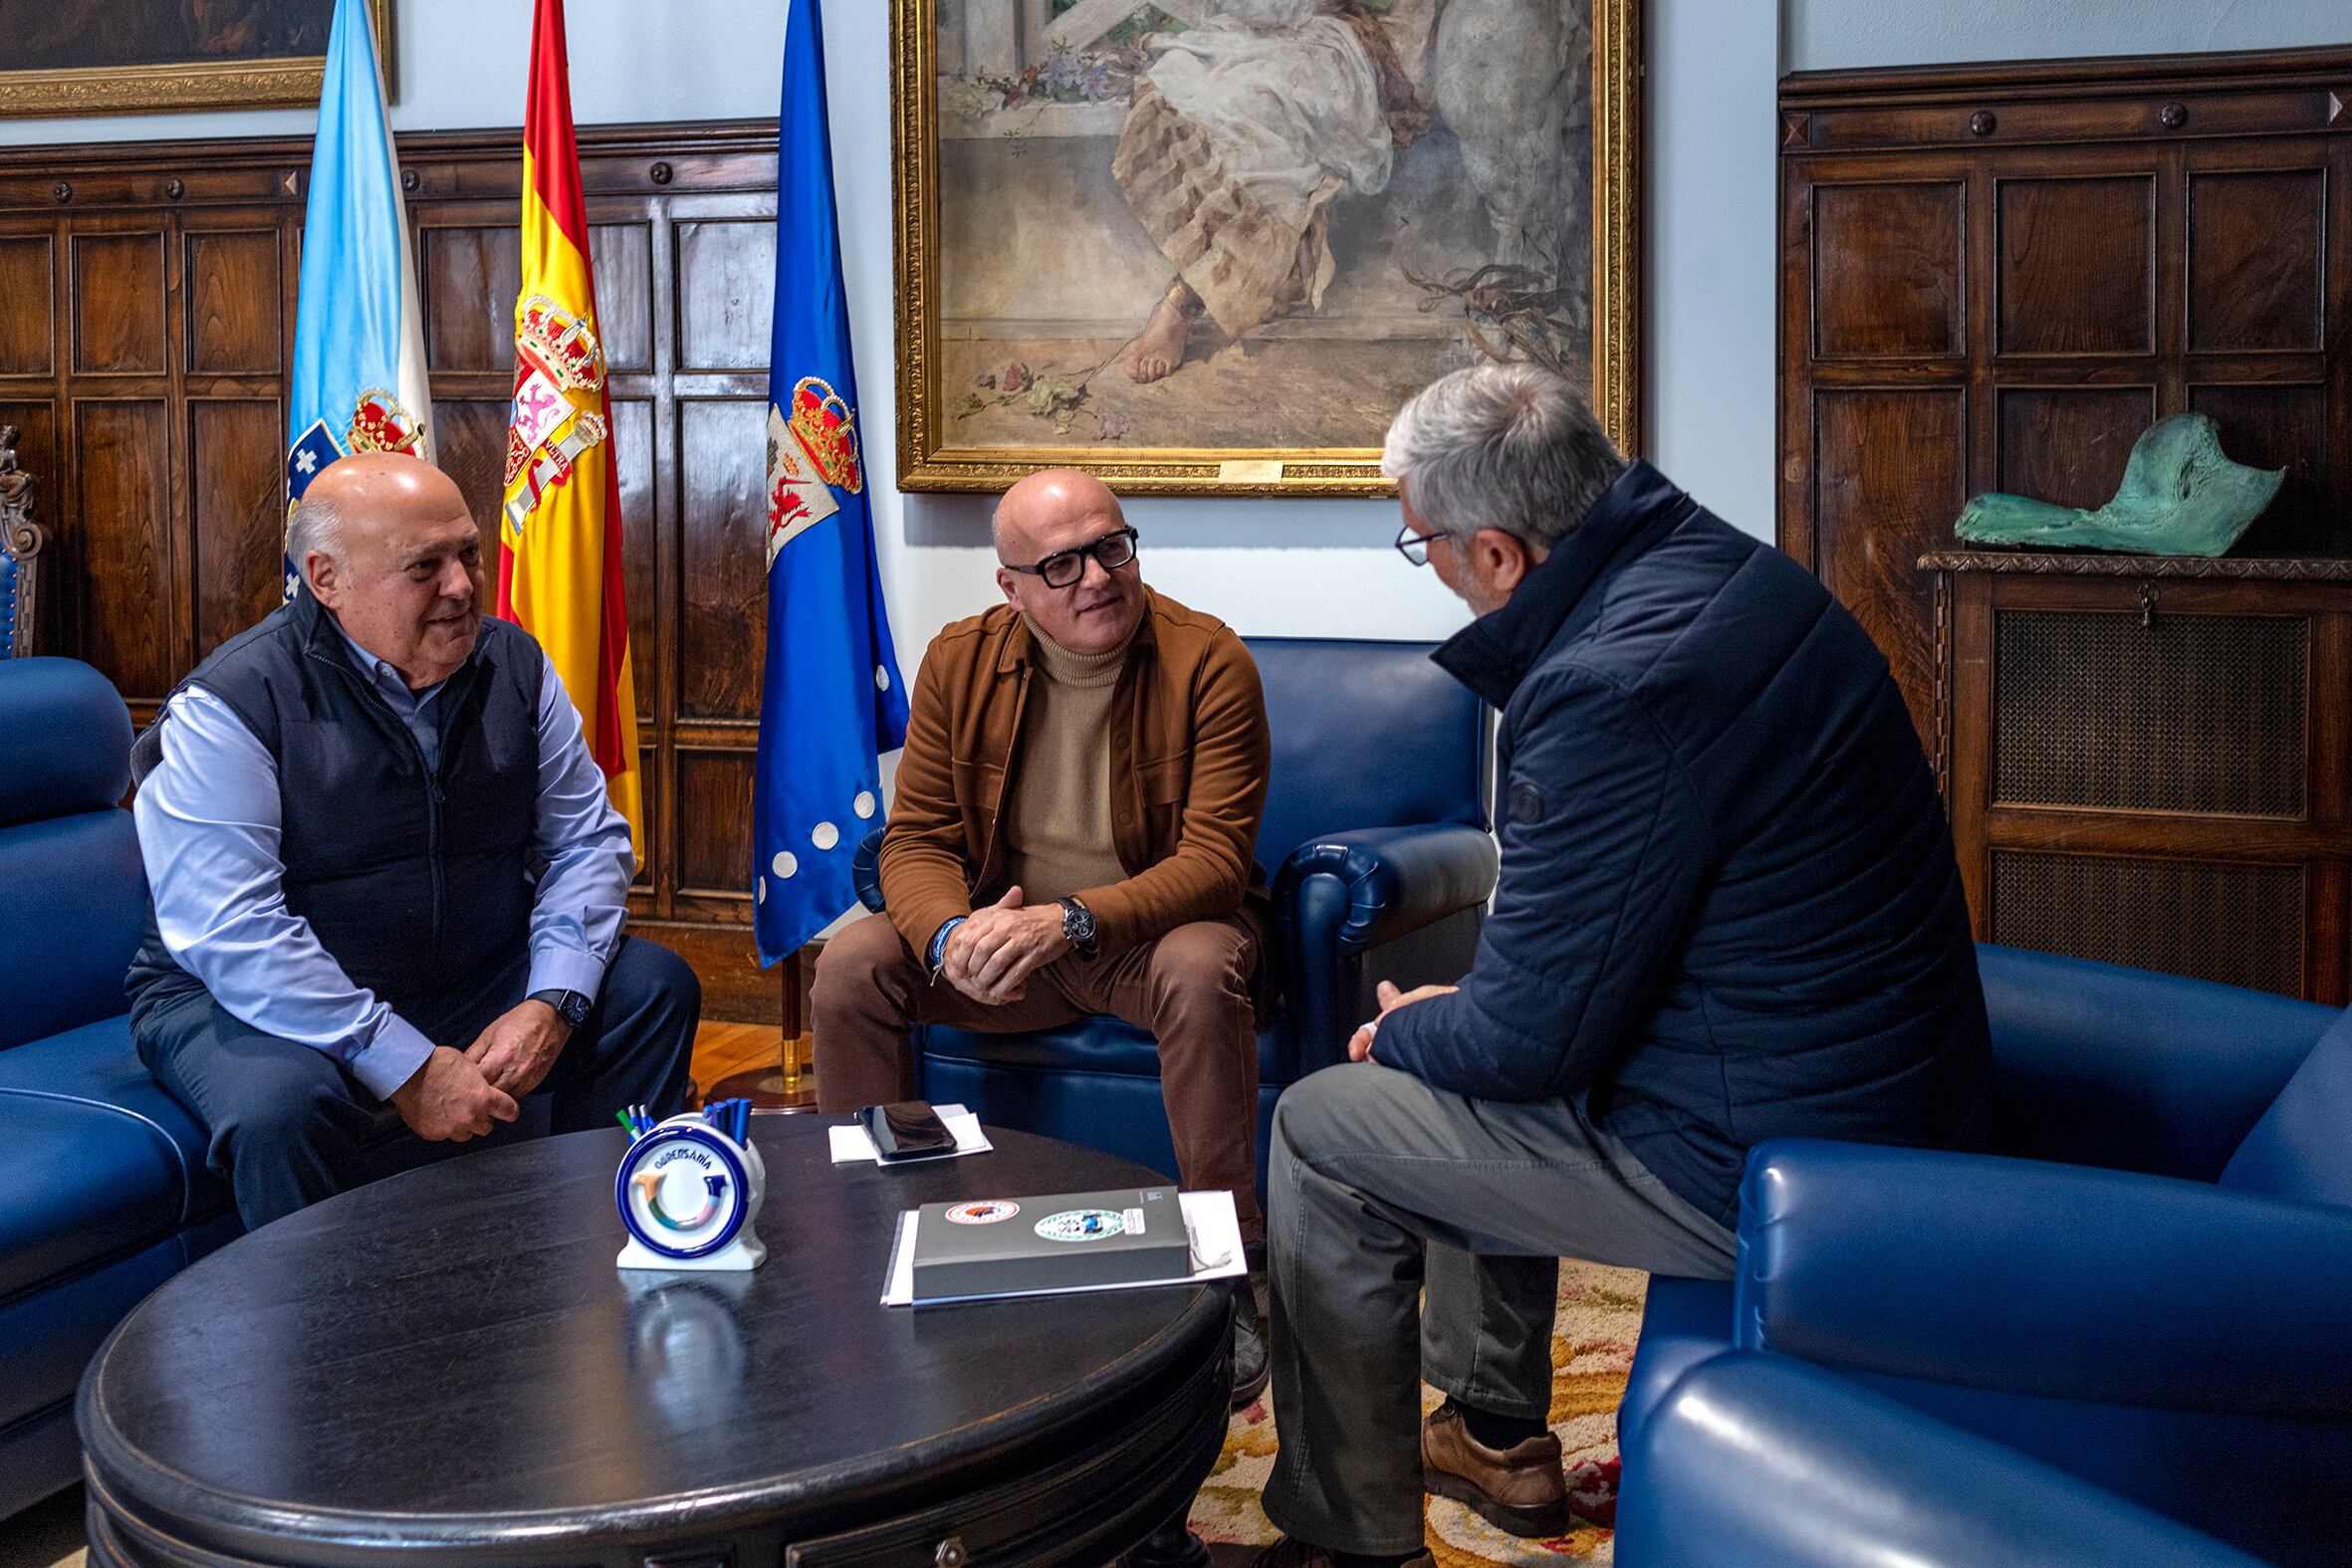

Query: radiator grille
<box><xmin>1991</xmin><ymin>851</ymin><xmax>2304</xmax><ymax>997</ymax></box>
<box><xmin>1993</xmin><ymin>610</ymin><xmax>2306</xmax><ymax>815</ymax></box>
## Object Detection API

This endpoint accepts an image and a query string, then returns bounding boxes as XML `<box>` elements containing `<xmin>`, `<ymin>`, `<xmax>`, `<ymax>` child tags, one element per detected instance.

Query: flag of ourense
<box><xmin>497</xmin><ymin>0</ymin><xmax>643</xmax><ymax>857</ymax></box>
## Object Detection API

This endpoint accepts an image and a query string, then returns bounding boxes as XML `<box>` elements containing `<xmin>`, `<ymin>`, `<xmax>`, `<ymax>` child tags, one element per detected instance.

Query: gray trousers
<box><xmin>1259</xmin><ymin>1063</ymin><xmax>1738</xmax><ymax>1556</ymax></box>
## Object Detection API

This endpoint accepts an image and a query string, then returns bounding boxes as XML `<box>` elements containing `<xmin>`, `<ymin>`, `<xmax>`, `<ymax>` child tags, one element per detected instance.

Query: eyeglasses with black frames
<box><xmin>1003</xmin><ymin>526</ymin><xmax>1142</xmax><ymax>590</ymax></box>
<box><xmin>1393</xmin><ymin>518</ymin><xmax>1444</xmax><ymax>567</ymax></box>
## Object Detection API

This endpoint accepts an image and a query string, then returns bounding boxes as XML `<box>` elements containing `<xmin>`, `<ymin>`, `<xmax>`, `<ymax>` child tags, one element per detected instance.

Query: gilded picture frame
<box><xmin>0</xmin><ymin>0</ymin><xmax>391</xmax><ymax>118</ymax></box>
<box><xmin>891</xmin><ymin>0</ymin><xmax>1641</xmax><ymax>498</ymax></box>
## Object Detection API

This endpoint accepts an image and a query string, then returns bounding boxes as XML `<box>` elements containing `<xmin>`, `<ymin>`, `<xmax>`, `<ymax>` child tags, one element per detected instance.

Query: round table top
<box><xmin>79</xmin><ymin>1116</ymin><xmax>1227</xmax><ymax>1562</ymax></box>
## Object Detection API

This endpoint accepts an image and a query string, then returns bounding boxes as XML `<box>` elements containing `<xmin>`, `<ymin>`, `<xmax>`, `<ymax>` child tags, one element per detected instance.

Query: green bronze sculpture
<box><xmin>1954</xmin><ymin>413</ymin><xmax>2283</xmax><ymax>556</ymax></box>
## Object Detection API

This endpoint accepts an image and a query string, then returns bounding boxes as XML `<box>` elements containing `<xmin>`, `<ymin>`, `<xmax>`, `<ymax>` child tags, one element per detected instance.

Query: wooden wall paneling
<box><xmin>1813</xmin><ymin>387</ymin><xmax>1968</xmax><ymax>745</ymax></box>
<box><xmin>1996</xmin><ymin>386</ymin><xmax>2154</xmax><ymax>510</ymax></box>
<box><xmin>2190</xmin><ymin>382</ymin><xmax>2330</xmax><ymax>554</ymax></box>
<box><xmin>675</xmin><ymin>395</ymin><xmax>768</xmax><ymax>723</ymax></box>
<box><xmin>74</xmin><ymin>398</ymin><xmax>176</xmax><ymax>701</ymax></box>
<box><xmin>1809</xmin><ymin>179</ymin><xmax>1965</xmax><ymax>360</ymax></box>
<box><xmin>418</xmin><ymin>209</ymin><xmax>521</xmax><ymax>376</ymax></box>
<box><xmin>70</xmin><ymin>225</ymin><xmax>169</xmax><ymax>377</ymax></box>
<box><xmin>2187</xmin><ymin>167</ymin><xmax>2325</xmax><ymax>353</ymax></box>
<box><xmin>674</xmin><ymin>748</ymin><xmax>757</xmax><ymax>905</ymax></box>
<box><xmin>0</xmin><ymin>233</ymin><xmax>55</xmax><ymax>376</ymax></box>
<box><xmin>587</xmin><ymin>218</ymin><xmax>654</xmax><ymax>373</ymax></box>
<box><xmin>1994</xmin><ymin>171</ymin><xmax>2156</xmax><ymax>357</ymax></box>
<box><xmin>187</xmin><ymin>398</ymin><xmax>284</xmax><ymax>658</ymax></box>
<box><xmin>673</xmin><ymin>217</ymin><xmax>775</xmax><ymax>373</ymax></box>
<box><xmin>183</xmin><ymin>227</ymin><xmax>284</xmax><ymax>378</ymax></box>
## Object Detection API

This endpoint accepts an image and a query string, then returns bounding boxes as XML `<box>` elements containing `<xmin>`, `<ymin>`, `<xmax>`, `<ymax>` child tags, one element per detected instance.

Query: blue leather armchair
<box><xmin>1618</xmin><ymin>944</ymin><xmax>2352</xmax><ymax>1566</ymax></box>
<box><xmin>852</xmin><ymin>636</ymin><xmax>1497</xmax><ymax>1189</ymax></box>
<box><xmin>0</xmin><ymin>658</ymin><xmax>238</xmax><ymax>1518</ymax></box>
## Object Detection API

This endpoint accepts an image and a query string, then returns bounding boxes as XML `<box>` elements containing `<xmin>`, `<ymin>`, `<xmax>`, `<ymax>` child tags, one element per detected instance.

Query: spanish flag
<box><xmin>498</xmin><ymin>0</ymin><xmax>643</xmax><ymax>858</ymax></box>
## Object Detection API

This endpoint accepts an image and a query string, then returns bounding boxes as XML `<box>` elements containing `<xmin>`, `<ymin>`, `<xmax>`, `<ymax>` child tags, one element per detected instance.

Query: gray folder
<box><xmin>910</xmin><ymin>1187</ymin><xmax>1192</xmax><ymax>1302</ymax></box>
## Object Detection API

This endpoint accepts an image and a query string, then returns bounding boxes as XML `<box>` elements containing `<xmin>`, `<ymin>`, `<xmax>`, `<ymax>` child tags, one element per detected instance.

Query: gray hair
<box><xmin>286</xmin><ymin>492</ymin><xmax>347</xmax><ymax>580</ymax></box>
<box><xmin>1382</xmin><ymin>363</ymin><xmax>1626</xmax><ymax>554</ymax></box>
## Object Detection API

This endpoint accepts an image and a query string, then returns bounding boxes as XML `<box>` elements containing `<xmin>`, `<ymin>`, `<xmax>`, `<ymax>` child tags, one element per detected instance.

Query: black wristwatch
<box><xmin>1058</xmin><ymin>897</ymin><xmax>1099</xmax><ymax>960</ymax></box>
<box><xmin>530</xmin><ymin>988</ymin><xmax>591</xmax><ymax>1028</ymax></box>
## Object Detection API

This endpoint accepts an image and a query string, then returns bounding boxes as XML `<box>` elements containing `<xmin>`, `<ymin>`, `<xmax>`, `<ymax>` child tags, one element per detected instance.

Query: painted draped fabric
<box><xmin>286</xmin><ymin>0</ymin><xmax>431</xmax><ymax>589</ymax></box>
<box><xmin>752</xmin><ymin>0</ymin><xmax>909</xmax><ymax>965</ymax></box>
<box><xmin>497</xmin><ymin>0</ymin><xmax>644</xmax><ymax>858</ymax></box>
<box><xmin>1112</xmin><ymin>0</ymin><xmax>1432</xmax><ymax>338</ymax></box>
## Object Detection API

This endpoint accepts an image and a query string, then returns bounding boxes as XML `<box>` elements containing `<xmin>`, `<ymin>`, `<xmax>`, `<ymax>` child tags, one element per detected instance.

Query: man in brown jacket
<box><xmin>812</xmin><ymin>467</ymin><xmax>1274</xmax><ymax>1399</ymax></box>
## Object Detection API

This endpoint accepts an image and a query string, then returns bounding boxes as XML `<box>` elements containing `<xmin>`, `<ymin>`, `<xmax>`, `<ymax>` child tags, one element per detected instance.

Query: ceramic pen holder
<box><xmin>614</xmin><ymin>1107</ymin><xmax>768</xmax><ymax>1272</ymax></box>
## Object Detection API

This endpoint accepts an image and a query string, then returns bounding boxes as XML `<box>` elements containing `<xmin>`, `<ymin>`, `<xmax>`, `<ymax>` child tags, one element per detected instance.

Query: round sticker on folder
<box><xmin>1035</xmin><ymin>1209</ymin><xmax>1127</xmax><ymax>1243</ymax></box>
<box><xmin>946</xmin><ymin>1201</ymin><xmax>1020</xmax><ymax>1226</ymax></box>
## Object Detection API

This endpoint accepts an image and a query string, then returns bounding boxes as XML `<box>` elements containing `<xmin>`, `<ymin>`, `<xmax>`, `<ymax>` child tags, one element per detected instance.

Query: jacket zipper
<box><xmin>311</xmin><ymin>650</ymin><xmax>448</xmax><ymax>960</ymax></box>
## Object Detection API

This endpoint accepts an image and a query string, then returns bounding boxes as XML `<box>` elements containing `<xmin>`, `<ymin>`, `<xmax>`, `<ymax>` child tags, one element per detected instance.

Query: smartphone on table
<box><xmin>860</xmin><ymin>1100</ymin><xmax>959</xmax><ymax>1162</ymax></box>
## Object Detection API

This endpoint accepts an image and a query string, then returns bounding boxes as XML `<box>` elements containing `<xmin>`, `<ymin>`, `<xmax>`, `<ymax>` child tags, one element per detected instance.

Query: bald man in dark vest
<box><xmin>128</xmin><ymin>453</ymin><xmax>699</xmax><ymax>1230</ymax></box>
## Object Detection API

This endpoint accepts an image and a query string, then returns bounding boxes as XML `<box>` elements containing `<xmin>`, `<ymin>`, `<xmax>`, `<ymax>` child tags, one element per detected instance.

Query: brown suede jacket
<box><xmin>878</xmin><ymin>587</ymin><xmax>1272</xmax><ymax>962</ymax></box>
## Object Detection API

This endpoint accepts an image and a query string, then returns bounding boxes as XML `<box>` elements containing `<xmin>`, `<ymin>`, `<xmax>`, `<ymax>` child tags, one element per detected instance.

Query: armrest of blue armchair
<box><xmin>851</xmin><ymin>824</ymin><xmax>886</xmax><ymax>912</ymax></box>
<box><xmin>1275</xmin><ymin>824</ymin><xmax>1497</xmax><ymax>1073</ymax></box>
<box><xmin>1735</xmin><ymin>1138</ymin><xmax>2352</xmax><ymax>1422</ymax></box>
<box><xmin>1617</xmin><ymin>1351</ymin><xmax>2264</xmax><ymax>1568</ymax></box>
<box><xmin>1972</xmin><ymin>944</ymin><xmax>2335</xmax><ymax>1179</ymax></box>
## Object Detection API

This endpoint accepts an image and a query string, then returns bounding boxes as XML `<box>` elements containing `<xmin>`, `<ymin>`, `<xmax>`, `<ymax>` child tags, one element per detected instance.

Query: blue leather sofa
<box><xmin>854</xmin><ymin>636</ymin><xmax>1498</xmax><ymax>1189</ymax></box>
<box><xmin>0</xmin><ymin>658</ymin><xmax>238</xmax><ymax>1518</ymax></box>
<box><xmin>1619</xmin><ymin>944</ymin><xmax>2352</xmax><ymax>1567</ymax></box>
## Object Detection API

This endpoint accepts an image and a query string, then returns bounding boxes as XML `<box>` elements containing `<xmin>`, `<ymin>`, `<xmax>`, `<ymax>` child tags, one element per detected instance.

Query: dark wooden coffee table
<box><xmin>78</xmin><ymin>1117</ymin><xmax>1234</xmax><ymax>1567</ymax></box>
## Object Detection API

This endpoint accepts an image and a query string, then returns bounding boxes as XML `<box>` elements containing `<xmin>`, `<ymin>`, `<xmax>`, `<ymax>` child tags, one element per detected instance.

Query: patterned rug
<box><xmin>1190</xmin><ymin>1261</ymin><xmax>1646</xmax><ymax>1565</ymax></box>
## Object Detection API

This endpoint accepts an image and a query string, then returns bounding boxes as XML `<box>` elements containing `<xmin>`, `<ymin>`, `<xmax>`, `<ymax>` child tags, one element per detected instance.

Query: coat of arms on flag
<box><xmin>764</xmin><ymin>375</ymin><xmax>863</xmax><ymax>566</ymax></box>
<box><xmin>503</xmin><ymin>294</ymin><xmax>611</xmax><ymax>536</ymax></box>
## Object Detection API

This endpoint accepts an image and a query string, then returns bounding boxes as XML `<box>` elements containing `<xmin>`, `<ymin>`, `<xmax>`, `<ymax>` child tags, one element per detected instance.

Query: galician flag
<box><xmin>753</xmin><ymin>0</ymin><xmax>909</xmax><ymax>964</ymax></box>
<box><xmin>497</xmin><ymin>0</ymin><xmax>644</xmax><ymax>857</ymax></box>
<box><xmin>286</xmin><ymin>0</ymin><xmax>430</xmax><ymax>590</ymax></box>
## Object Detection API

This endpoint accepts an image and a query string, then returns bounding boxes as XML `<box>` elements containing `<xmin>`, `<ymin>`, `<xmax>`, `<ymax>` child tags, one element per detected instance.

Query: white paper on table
<box><xmin>826</xmin><ymin>1103</ymin><xmax>994</xmax><ymax>1166</ymax></box>
<box><xmin>879</xmin><ymin>1188</ymin><xmax>1248</xmax><ymax>1306</ymax></box>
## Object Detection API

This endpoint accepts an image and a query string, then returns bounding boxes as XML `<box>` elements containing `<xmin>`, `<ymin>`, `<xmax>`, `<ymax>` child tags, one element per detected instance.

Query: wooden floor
<box><xmin>689</xmin><ymin>1019</ymin><xmax>817</xmax><ymax>1107</ymax></box>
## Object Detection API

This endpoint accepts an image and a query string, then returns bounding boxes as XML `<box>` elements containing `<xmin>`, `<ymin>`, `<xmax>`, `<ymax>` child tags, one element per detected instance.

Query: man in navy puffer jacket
<box><xmin>1251</xmin><ymin>366</ymin><xmax>1989</xmax><ymax>1568</ymax></box>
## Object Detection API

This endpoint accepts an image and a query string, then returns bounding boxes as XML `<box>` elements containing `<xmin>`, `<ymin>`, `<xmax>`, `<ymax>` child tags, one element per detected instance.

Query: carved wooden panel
<box><xmin>1813</xmin><ymin>388</ymin><xmax>1966</xmax><ymax>742</ymax></box>
<box><xmin>1997</xmin><ymin>386</ymin><xmax>2153</xmax><ymax>512</ymax></box>
<box><xmin>588</xmin><ymin>221</ymin><xmax>654</xmax><ymax>373</ymax></box>
<box><xmin>0</xmin><ymin>236</ymin><xmax>54</xmax><ymax>376</ymax></box>
<box><xmin>675</xmin><ymin>221</ymin><xmax>775</xmax><ymax>372</ymax></box>
<box><xmin>420</xmin><ymin>221</ymin><xmax>521</xmax><ymax>374</ymax></box>
<box><xmin>185</xmin><ymin>399</ymin><xmax>282</xmax><ymax>662</ymax></box>
<box><xmin>677</xmin><ymin>396</ymin><xmax>768</xmax><ymax>722</ymax></box>
<box><xmin>1810</xmin><ymin>181</ymin><xmax>1964</xmax><ymax>359</ymax></box>
<box><xmin>676</xmin><ymin>751</ymin><xmax>757</xmax><ymax>901</ymax></box>
<box><xmin>2191</xmin><ymin>381</ymin><xmax>2331</xmax><ymax>556</ymax></box>
<box><xmin>75</xmin><ymin>399</ymin><xmax>174</xmax><ymax>699</ymax></box>
<box><xmin>1996</xmin><ymin>176</ymin><xmax>2154</xmax><ymax>356</ymax></box>
<box><xmin>72</xmin><ymin>232</ymin><xmax>168</xmax><ymax>375</ymax></box>
<box><xmin>184</xmin><ymin>229</ymin><xmax>283</xmax><ymax>376</ymax></box>
<box><xmin>189</xmin><ymin>399</ymin><xmax>284</xmax><ymax>658</ymax></box>
<box><xmin>2189</xmin><ymin>169</ymin><xmax>2325</xmax><ymax>353</ymax></box>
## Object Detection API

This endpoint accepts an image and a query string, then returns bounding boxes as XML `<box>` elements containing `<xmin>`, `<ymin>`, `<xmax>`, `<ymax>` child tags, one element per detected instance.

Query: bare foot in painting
<box><xmin>1123</xmin><ymin>294</ymin><xmax>1194</xmax><ymax>382</ymax></box>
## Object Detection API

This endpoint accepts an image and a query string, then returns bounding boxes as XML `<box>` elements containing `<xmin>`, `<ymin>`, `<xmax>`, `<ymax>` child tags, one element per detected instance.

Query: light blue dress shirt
<box><xmin>132</xmin><ymin>617</ymin><xmax>636</xmax><ymax>1099</ymax></box>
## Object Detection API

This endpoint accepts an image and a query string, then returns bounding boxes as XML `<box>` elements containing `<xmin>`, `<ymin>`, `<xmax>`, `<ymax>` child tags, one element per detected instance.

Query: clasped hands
<box><xmin>938</xmin><ymin>885</ymin><xmax>1070</xmax><ymax>1006</ymax></box>
<box><xmin>387</xmin><ymin>999</ymin><xmax>573</xmax><ymax>1142</ymax></box>
<box><xmin>1347</xmin><ymin>979</ymin><xmax>1459</xmax><ymax>1062</ymax></box>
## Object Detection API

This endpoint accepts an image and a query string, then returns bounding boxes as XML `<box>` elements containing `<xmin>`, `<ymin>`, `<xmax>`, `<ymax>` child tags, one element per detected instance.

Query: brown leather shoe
<box><xmin>1246</xmin><ymin>1538</ymin><xmax>1435</xmax><ymax>1567</ymax></box>
<box><xmin>1420</xmin><ymin>1405</ymin><xmax>1569</xmax><ymax>1538</ymax></box>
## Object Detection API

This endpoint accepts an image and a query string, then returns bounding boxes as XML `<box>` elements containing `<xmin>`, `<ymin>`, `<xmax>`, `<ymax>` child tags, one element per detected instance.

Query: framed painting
<box><xmin>891</xmin><ymin>0</ymin><xmax>1640</xmax><ymax>497</ymax></box>
<box><xmin>0</xmin><ymin>0</ymin><xmax>390</xmax><ymax>117</ymax></box>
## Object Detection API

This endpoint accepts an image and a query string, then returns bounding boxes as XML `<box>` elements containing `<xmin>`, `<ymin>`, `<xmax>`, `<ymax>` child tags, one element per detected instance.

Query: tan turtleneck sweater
<box><xmin>1000</xmin><ymin>613</ymin><xmax>1136</xmax><ymax>903</ymax></box>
